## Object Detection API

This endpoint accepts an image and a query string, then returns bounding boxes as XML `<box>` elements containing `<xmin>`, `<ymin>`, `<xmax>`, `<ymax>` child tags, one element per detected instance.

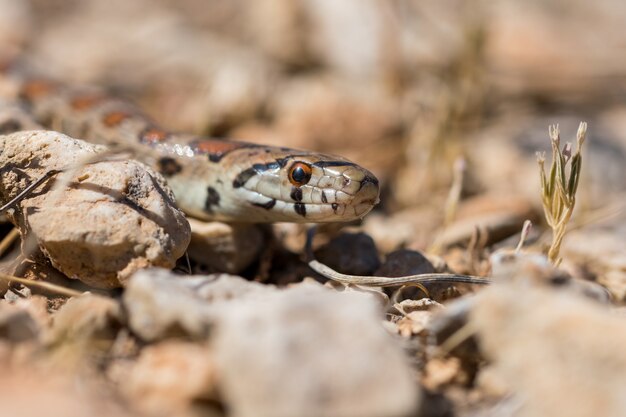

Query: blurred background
<box><xmin>1</xmin><ymin>0</ymin><xmax>625</xmax><ymax>252</ymax></box>
<box><xmin>1</xmin><ymin>3</ymin><xmax>625</xmax><ymax>416</ymax></box>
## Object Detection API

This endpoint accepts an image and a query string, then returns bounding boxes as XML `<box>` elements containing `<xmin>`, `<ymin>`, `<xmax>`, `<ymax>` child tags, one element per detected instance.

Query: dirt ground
<box><xmin>0</xmin><ymin>1</ymin><xmax>625</xmax><ymax>416</ymax></box>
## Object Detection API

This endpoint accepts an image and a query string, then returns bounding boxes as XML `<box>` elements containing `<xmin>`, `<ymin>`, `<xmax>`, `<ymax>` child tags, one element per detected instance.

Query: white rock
<box><xmin>0</xmin><ymin>130</ymin><xmax>190</xmax><ymax>288</ymax></box>
<box><xmin>212</xmin><ymin>284</ymin><xmax>420</xmax><ymax>417</ymax></box>
<box><xmin>123</xmin><ymin>269</ymin><xmax>271</xmax><ymax>341</ymax></box>
<box><xmin>471</xmin><ymin>283</ymin><xmax>626</xmax><ymax>417</ymax></box>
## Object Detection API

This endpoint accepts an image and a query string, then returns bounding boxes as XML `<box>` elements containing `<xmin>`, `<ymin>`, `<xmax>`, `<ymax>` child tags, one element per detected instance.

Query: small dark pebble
<box><xmin>375</xmin><ymin>249</ymin><xmax>435</xmax><ymax>277</ymax></box>
<box><xmin>315</xmin><ymin>232</ymin><xmax>380</xmax><ymax>276</ymax></box>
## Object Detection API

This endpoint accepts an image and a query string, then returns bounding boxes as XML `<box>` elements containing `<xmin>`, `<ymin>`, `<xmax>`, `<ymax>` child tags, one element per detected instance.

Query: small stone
<box><xmin>187</xmin><ymin>219</ymin><xmax>264</xmax><ymax>274</ymax></box>
<box><xmin>0</xmin><ymin>300</ymin><xmax>42</xmax><ymax>344</ymax></box>
<box><xmin>119</xmin><ymin>341</ymin><xmax>218</xmax><ymax>416</ymax></box>
<box><xmin>376</xmin><ymin>249</ymin><xmax>435</xmax><ymax>277</ymax></box>
<box><xmin>315</xmin><ymin>232</ymin><xmax>380</xmax><ymax>276</ymax></box>
<box><xmin>471</xmin><ymin>282</ymin><xmax>626</xmax><ymax>417</ymax></box>
<box><xmin>48</xmin><ymin>294</ymin><xmax>123</xmax><ymax>345</ymax></box>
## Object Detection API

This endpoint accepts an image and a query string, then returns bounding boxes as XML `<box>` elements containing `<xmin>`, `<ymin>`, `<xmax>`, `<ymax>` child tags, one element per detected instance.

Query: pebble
<box><xmin>315</xmin><ymin>232</ymin><xmax>380</xmax><ymax>276</ymax></box>
<box><xmin>187</xmin><ymin>219</ymin><xmax>264</xmax><ymax>274</ymax></box>
<box><xmin>118</xmin><ymin>341</ymin><xmax>218</xmax><ymax>417</ymax></box>
<box><xmin>47</xmin><ymin>294</ymin><xmax>123</xmax><ymax>346</ymax></box>
<box><xmin>376</xmin><ymin>249</ymin><xmax>435</xmax><ymax>276</ymax></box>
<box><xmin>471</xmin><ymin>282</ymin><xmax>626</xmax><ymax>417</ymax></box>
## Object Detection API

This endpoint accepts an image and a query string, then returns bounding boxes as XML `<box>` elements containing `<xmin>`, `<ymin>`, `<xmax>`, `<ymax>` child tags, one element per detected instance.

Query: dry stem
<box><xmin>537</xmin><ymin>122</ymin><xmax>587</xmax><ymax>265</ymax></box>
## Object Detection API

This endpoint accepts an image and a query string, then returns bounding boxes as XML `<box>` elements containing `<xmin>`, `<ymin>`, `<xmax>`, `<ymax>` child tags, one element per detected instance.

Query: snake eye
<box><xmin>288</xmin><ymin>162</ymin><xmax>312</xmax><ymax>186</ymax></box>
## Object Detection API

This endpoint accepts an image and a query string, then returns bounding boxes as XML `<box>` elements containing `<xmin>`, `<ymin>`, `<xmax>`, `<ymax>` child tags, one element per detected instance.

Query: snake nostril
<box><xmin>358</xmin><ymin>174</ymin><xmax>379</xmax><ymax>192</ymax></box>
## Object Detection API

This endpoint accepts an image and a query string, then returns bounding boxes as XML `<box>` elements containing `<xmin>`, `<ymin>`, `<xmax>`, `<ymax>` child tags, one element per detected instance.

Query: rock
<box><xmin>123</xmin><ymin>268</ymin><xmax>271</xmax><ymax>342</ymax></box>
<box><xmin>187</xmin><ymin>219</ymin><xmax>264</xmax><ymax>274</ymax></box>
<box><xmin>0</xmin><ymin>130</ymin><xmax>191</xmax><ymax>288</ymax></box>
<box><xmin>0</xmin><ymin>299</ymin><xmax>42</xmax><ymax>344</ymax></box>
<box><xmin>48</xmin><ymin>294</ymin><xmax>123</xmax><ymax>346</ymax></box>
<box><xmin>212</xmin><ymin>284</ymin><xmax>420</xmax><ymax>417</ymax></box>
<box><xmin>376</xmin><ymin>249</ymin><xmax>435</xmax><ymax>277</ymax></box>
<box><xmin>471</xmin><ymin>282</ymin><xmax>626</xmax><ymax>417</ymax></box>
<box><xmin>123</xmin><ymin>269</ymin><xmax>420</xmax><ymax>417</ymax></box>
<box><xmin>315</xmin><ymin>232</ymin><xmax>380</xmax><ymax>276</ymax></box>
<box><xmin>119</xmin><ymin>341</ymin><xmax>218</xmax><ymax>417</ymax></box>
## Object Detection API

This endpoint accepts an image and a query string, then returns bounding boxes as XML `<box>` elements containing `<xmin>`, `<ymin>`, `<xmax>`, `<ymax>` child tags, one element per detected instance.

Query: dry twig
<box><xmin>308</xmin><ymin>260</ymin><xmax>491</xmax><ymax>287</ymax></box>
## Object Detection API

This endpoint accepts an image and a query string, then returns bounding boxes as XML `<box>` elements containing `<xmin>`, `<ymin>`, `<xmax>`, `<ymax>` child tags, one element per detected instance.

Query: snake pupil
<box><xmin>288</xmin><ymin>162</ymin><xmax>312</xmax><ymax>186</ymax></box>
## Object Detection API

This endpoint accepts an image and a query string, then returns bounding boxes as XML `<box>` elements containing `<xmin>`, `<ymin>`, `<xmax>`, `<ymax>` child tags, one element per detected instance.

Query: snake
<box><xmin>0</xmin><ymin>74</ymin><xmax>380</xmax><ymax>223</ymax></box>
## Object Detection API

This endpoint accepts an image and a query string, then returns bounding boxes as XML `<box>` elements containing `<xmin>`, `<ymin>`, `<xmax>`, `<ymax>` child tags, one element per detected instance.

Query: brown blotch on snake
<box><xmin>140</xmin><ymin>127</ymin><xmax>169</xmax><ymax>144</ymax></box>
<box><xmin>102</xmin><ymin>111</ymin><xmax>132</xmax><ymax>127</ymax></box>
<box><xmin>191</xmin><ymin>139</ymin><xmax>254</xmax><ymax>162</ymax></box>
<box><xmin>20</xmin><ymin>79</ymin><xmax>58</xmax><ymax>102</ymax></box>
<box><xmin>70</xmin><ymin>94</ymin><xmax>105</xmax><ymax>110</ymax></box>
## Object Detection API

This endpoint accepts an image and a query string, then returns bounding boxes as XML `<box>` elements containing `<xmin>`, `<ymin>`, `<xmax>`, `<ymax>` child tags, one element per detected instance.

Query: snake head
<box><xmin>178</xmin><ymin>142</ymin><xmax>380</xmax><ymax>223</ymax></box>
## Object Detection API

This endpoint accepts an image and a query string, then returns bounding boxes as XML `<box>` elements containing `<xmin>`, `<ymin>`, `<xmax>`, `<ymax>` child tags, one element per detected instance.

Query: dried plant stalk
<box><xmin>536</xmin><ymin>122</ymin><xmax>587</xmax><ymax>265</ymax></box>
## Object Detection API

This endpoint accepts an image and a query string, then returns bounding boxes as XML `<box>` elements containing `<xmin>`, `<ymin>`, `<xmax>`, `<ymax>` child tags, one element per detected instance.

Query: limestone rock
<box><xmin>123</xmin><ymin>269</ymin><xmax>271</xmax><ymax>341</ymax></box>
<box><xmin>0</xmin><ymin>130</ymin><xmax>191</xmax><ymax>288</ymax></box>
<box><xmin>212</xmin><ymin>284</ymin><xmax>420</xmax><ymax>417</ymax></box>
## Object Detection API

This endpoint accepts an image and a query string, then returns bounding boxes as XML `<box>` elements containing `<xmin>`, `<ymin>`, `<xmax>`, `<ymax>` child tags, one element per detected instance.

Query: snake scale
<box><xmin>0</xmin><ymin>70</ymin><xmax>380</xmax><ymax>224</ymax></box>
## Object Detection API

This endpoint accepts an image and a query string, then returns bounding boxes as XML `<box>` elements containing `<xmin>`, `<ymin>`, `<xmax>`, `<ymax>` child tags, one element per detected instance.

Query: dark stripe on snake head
<box><xmin>312</xmin><ymin>160</ymin><xmax>357</xmax><ymax>168</ymax></box>
<box><xmin>232</xmin><ymin>162</ymin><xmax>280</xmax><ymax>188</ymax></box>
<box><xmin>294</xmin><ymin>202</ymin><xmax>306</xmax><ymax>217</ymax></box>
<box><xmin>204</xmin><ymin>187</ymin><xmax>221</xmax><ymax>213</ymax></box>
<box><xmin>233</xmin><ymin>168</ymin><xmax>256</xmax><ymax>188</ymax></box>
<box><xmin>321</xmin><ymin>191</ymin><xmax>328</xmax><ymax>204</ymax></box>
<box><xmin>331</xmin><ymin>203</ymin><xmax>339</xmax><ymax>213</ymax></box>
<box><xmin>290</xmin><ymin>187</ymin><xmax>303</xmax><ymax>202</ymax></box>
<box><xmin>252</xmin><ymin>199</ymin><xmax>276</xmax><ymax>210</ymax></box>
<box><xmin>274</xmin><ymin>158</ymin><xmax>290</xmax><ymax>168</ymax></box>
<box><xmin>157</xmin><ymin>157</ymin><xmax>183</xmax><ymax>177</ymax></box>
